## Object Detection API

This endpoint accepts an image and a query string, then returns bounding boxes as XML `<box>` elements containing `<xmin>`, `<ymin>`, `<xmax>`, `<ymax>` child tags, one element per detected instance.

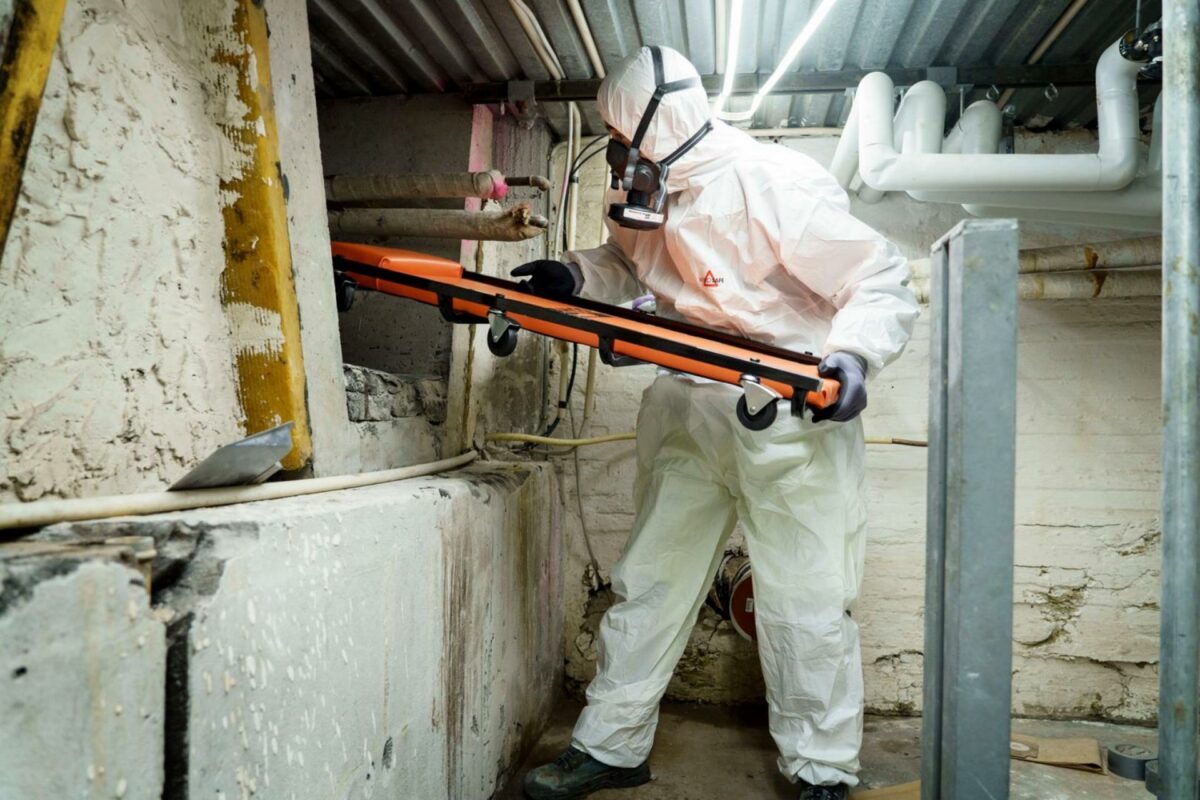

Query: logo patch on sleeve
<box><xmin>702</xmin><ymin>270</ymin><xmax>724</xmax><ymax>288</ymax></box>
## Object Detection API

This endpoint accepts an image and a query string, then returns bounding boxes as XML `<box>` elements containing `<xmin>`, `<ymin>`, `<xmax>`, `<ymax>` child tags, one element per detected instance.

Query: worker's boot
<box><xmin>523</xmin><ymin>746</ymin><xmax>650</xmax><ymax>799</ymax></box>
<box><xmin>797</xmin><ymin>781</ymin><xmax>850</xmax><ymax>800</ymax></box>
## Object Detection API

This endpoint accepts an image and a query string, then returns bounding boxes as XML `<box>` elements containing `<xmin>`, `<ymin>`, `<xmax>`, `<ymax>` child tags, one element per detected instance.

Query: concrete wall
<box><xmin>2</xmin><ymin>463</ymin><xmax>561</xmax><ymax>800</ymax></box>
<box><xmin>317</xmin><ymin>97</ymin><xmax>554</xmax><ymax>379</ymax></box>
<box><xmin>318</xmin><ymin>96</ymin><xmax>476</xmax><ymax>378</ymax></box>
<box><xmin>553</xmin><ymin>132</ymin><xmax>1162</xmax><ymax>722</ymax></box>
<box><xmin>0</xmin><ymin>0</ymin><xmax>247</xmax><ymax>502</ymax></box>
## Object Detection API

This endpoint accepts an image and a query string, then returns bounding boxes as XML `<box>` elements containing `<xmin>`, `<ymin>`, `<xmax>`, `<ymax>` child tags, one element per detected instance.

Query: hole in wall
<box><xmin>12</xmin><ymin>666</ymin><xmax>27</xmax><ymax>678</ymax></box>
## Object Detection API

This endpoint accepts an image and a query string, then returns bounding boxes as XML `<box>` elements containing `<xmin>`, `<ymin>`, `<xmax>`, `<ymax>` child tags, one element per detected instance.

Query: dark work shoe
<box><xmin>523</xmin><ymin>746</ymin><xmax>651</xmax><ymax>799</ymax></box>
<box><xmin>797</xmin><ymin>781</ymin><xmax>850</xmax><ymax>800</ymax></box>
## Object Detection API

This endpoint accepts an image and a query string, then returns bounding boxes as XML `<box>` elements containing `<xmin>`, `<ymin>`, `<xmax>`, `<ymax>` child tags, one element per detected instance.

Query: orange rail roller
<box><xmin>332</xmin><ymin>242</ymin><xmax>839</xmax><ymax>429</ymax></box>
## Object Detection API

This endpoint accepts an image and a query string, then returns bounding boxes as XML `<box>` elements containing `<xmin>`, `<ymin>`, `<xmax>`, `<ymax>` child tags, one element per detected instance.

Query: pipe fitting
<box><xmin>852</xmin><ymin>38</ymin><xmax>1144</xmax><ymax>194</ymax></box>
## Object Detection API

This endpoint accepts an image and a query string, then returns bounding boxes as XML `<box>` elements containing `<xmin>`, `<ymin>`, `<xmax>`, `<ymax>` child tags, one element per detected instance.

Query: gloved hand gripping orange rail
<box><xmin>331</xmin><ymin>242</ymin><xmax>840</xmax><ymax>430</ymax></box>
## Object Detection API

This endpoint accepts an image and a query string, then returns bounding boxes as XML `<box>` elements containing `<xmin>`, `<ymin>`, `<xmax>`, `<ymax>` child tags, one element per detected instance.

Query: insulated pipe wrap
<box><xmin>325</xmin><ymin>171</ymin><xmax>509</xmax><ymax>202</ymax></box>
<box><xmin>327</xmin><ymin>206</ymin><xmax>549</xmax><ymax>241</ymax></box>
<box><xmin>912</xmin><ymin>268</ymin><xmax>1162</xmax><ymax>302</ymax></box>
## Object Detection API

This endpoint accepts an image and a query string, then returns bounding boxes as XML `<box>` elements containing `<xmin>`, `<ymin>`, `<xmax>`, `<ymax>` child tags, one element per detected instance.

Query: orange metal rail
<box><xmin>332</xmin><ymin>242</ymin><xmax>839</xmax><ymax>426</ymax></box>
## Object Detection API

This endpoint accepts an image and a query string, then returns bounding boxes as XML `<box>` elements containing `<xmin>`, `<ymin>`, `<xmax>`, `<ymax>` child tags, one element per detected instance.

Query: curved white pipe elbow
<box><xmin>945</xmin><ymin>100</ymin><xmax>1003</xmax><ymax>155</ymax></box>
<box><xmin>856</xmin><ymin>40</ymin><xmax>1143</xmax><ymax>193</ymax></box>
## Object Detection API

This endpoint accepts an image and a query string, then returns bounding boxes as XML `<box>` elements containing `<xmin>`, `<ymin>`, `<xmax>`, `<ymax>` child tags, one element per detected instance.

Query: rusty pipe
<box><xmin>909</xmin><ymin>236</ymin><xmax>1161</xmax><ymax>279</ymax></box>
<box><xmin>327</xmin><ymin>205</ymin><xmax>549</xmax><ymax>241</ymax></box>
<box><xmin>912</xmin><ymin>267</ymin><xmax>1161</xmax><ymax>302</ymax></box>
<box><xmin>505</xmin><ymin>174</ymin><xmax>552</xmax><ymax>192</ymax></box>
<box><xmin>1014</xmin><ymin>235</ymin><xmax>1160</xmax><ymax>273</ymax></box>
<box><xmin>325</xmin><ymin>171</ymin><xmax>511</xmax><ymax>202</ymax></box>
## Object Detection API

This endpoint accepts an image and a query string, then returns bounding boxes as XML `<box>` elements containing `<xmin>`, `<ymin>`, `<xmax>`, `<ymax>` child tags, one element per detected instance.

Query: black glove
<box><xmin>811</xmin><ymin>351</ymin><xmax>868</xmax><ymax>423</ymax></box>
<box><xmin>511</xmin><ymin>260</ymin><xmax>579</xmax><ymax>299</ymax></box>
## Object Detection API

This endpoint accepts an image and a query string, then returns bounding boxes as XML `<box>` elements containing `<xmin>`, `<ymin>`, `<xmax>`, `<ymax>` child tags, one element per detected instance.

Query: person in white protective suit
<box><xmin>517</xmin><ymin>46</ymin><xmax>918</xmax><ymax>800</ymax></box>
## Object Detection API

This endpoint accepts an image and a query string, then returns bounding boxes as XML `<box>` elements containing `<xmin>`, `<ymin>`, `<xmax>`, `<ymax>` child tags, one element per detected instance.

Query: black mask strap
<box><xmin>660</xmin><ymin>119</ymin><xmax>713</xmax><ymax>168</ymax></box>
<box><xmin>622</xmin><ymin>47</ymin><xmax>704</xmax><ymax>184</ymax></box>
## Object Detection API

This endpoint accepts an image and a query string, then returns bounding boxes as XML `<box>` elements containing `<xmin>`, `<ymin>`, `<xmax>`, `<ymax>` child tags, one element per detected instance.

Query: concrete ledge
<box><xmin>31</xmin><ymin>462</ymin><xmax>560</xmax><ymax>799</ymax></box>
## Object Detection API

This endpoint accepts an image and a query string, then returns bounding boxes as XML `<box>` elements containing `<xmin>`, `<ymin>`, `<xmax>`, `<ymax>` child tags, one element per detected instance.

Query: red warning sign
<box><xmin>702</xmin><ymin>270</ymin><xmax>720</xmax><ymax>288</ymax></box>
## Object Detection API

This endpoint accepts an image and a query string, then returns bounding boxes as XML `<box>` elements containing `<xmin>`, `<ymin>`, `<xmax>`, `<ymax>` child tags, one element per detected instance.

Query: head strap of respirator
<box><xmin>606</xmin><ymin>47</ymin><xmax>713</xmax><ymax>230</ymax></box>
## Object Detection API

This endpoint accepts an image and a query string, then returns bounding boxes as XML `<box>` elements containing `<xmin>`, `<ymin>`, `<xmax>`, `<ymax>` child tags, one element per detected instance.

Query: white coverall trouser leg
<box><xmin>572</xmin><ymin>373</ymin><xmax>867</xmax><ymax>786</ymax></box>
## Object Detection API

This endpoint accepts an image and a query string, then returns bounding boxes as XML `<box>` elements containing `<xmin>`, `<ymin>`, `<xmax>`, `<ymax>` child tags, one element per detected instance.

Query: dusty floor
<box><xmin>499</xmin><ymin>699</ymin><xmax>1156</xmax><ymax>799</ymax></box>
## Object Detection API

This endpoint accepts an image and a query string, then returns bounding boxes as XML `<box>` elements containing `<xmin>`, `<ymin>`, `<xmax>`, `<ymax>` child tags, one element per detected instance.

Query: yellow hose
<box><xmin>867</xmin><ymin>437</ymin><xmax>928</xmax><ymax>447</ymax></box>
<box><xmin>487</xmin><ymin>432</ymin><xmax>926</xmax><ymax>448</ymax></box>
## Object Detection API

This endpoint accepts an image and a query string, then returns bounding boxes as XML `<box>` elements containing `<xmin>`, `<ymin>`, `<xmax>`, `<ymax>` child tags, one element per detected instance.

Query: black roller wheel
<box><xmin>736</xmin><ymin>395</ymin><xmax>777</xmax><ymax>431</ymax></box>
<box><xmin>487</xmin><ymin>326</ymin><xmax>519</xmax><ymax>357</ymax></box>
<box><xmin>334</xmin><ymin>273</ymin><xmax>356</xmax><ymax>312</ymax></box>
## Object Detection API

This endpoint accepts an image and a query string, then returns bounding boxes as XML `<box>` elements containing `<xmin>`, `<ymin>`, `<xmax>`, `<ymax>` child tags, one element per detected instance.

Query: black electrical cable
<box><xmin>541</xmin><ymin>343</ymin><xmax>579</xmax><ymax>437</ymax></box>
<box><xmin>560</xmin><ymin>144</ymin><xmax>610</xmax><ymax>252</ymax></box>
<box><xmin>543</xmin><ymin>134</ymin><xmax>606</xmax><ymax>434</ymax></box>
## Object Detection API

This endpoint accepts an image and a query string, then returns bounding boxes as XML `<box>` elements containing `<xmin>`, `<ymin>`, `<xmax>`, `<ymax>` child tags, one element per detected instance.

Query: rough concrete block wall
<box><xmin>339</xmin><ymin>363</ymin><xmax>445</xmax><ymax>468</ymax></box>
<box><xmin>0</xmin><ymin>0</ymin><xmax>247</xmax><ymax>501</ymax></box>
<box><xmin>552</xmin><ymin>133</ymin><xmax>1162</xmax><ymax>722</ymax></box>
<box><xmin>0</xmin><ymin>558</ymin><xmax>166</xmax><ymax>800</ymax></box>
<box><xmin>317</xmin><ymin>96</ymin><xmax>479</xmax><ymax>377</ymax></box>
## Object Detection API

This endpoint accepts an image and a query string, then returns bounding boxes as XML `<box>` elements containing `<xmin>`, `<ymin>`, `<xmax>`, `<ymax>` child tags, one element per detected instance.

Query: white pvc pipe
<box><xmin>910</xmin><ymin>96</ymin><xmax>1163</xmax><ymax>225</ymax></box>
<box><xmin>509</xmin><ymin>0</ymin><xmax>564</xmax><ymax>80</ymax></box>
<box><xmin>566</xmin><ymin>0</ymin><xmax>605</xmax><ymax>79</ymax></box>
<box><xmin>916</xmin><ymin>173</ymin><xmax>1162</xmax><ymax>216</ymax></box>
<box><xmin>749</xmin><ymin>127</ymin><xmax>843</xmax><ymax>138</ymax></box>
<box><xmin>0</xmin><ymin>452</ymin><xmax>479</xmax><ymax>531</ymax></box>
<box><xmin>830</xmin><ymin>99</ymin><xmax>860</xmax><ymax>187</ymax></box>
<box><xmin>856</xmin><ymin>80</ymin><xmax>947</xmax><ymax>203</ymax></box>
<box><xmin>941</xmin><ymin>100</ymin><xmax>1003</xmax><ymax>156</ymax></box>
<box><xmin>855</xmin><ymin>40</ymin><xmax>1143</xmax><ymax>192</ymax></box>
<box><xmin>962</xmin><ymin>203</ymin><xmax>1161</xmax><ymax>231</ymax></box>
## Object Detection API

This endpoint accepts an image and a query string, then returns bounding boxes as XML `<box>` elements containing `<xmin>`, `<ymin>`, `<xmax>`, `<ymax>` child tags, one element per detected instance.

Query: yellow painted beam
<box><xmin>0</xmin><ymin>0</ymin><xmax>67</xmax><ymax>257</ymax></box>
<box><xmin>214</xmin><ymin>0</ymin><xmax>313</xmax><ymax>470</ymax></box>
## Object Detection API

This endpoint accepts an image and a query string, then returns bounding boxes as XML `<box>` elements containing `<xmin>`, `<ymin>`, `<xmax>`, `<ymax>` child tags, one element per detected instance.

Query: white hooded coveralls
<box><xmin>566</xmin><ymin>47</ymin><xmax>919</xmax><ymax>787</ymax></box>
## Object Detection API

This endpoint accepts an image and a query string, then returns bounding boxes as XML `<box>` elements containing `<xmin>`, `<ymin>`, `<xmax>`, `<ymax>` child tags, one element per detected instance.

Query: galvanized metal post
<box><xmin>921</xmin><ymin>241</ymin><xmax>949</xmax><ymax>800</ymax></box>
<box><xmin>922</xmin><ymin>220</ymin><xmax>1019</xmax><ymax>800</ymax></box>
<box><xmin>1159</xmin><ymin>2</ymin><xmax>1200</xmax><ymax>798</ymax></box>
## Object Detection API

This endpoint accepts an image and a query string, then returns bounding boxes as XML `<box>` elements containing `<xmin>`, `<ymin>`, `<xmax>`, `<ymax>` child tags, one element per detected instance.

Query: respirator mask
<box><xmin>605</xmin><ymin>47</ymin><xmax>713</xmax><ymax>230</ymax></box>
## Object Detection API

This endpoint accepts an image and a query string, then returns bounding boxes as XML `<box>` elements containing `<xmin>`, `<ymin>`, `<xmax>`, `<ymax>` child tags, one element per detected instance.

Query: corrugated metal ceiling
<box><xmin>308</xmin><ymin>0</ymin><xmax>1161</xmax><ymax>135</ymax></box>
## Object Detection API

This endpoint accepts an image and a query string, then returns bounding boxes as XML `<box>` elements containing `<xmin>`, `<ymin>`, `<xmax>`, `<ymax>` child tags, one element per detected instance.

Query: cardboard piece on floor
<box><xmin>852</xmin><ymin>780</ymin><xmax>920</xmax><ymax>799</ymax></box>
<box><xmin>1010</xmin><ymin>734</ymin><xmax>1108</xmax><ymax>775</ymax></box>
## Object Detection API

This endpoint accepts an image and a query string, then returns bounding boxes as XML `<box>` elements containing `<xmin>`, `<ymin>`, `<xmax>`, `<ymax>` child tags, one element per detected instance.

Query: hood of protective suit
<box><xmin>597</xmin><ymin>46</ymin><xmax>744</xmax><ymax>192</ymax></box>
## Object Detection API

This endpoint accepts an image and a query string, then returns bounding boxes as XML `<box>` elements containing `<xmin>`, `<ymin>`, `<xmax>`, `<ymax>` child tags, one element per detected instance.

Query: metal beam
<box><xmin>1158</xmin><ymin>0</ymin><xmax>1200</xmax><ymax>798</ymax></box>
<box><xmin>461</xmin><ymin>63</ymin><xmax>1159</xmax><ymax>104</ymax></box>
<box><xmin>922</xmin><ymin>219</ymin><xmax>1019</xmax><ymax>800</ymax></box>
<box><xmin>0</xmin><ymin>0</ymin><xmax>67</xmax><ymax>259</ymax></box>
